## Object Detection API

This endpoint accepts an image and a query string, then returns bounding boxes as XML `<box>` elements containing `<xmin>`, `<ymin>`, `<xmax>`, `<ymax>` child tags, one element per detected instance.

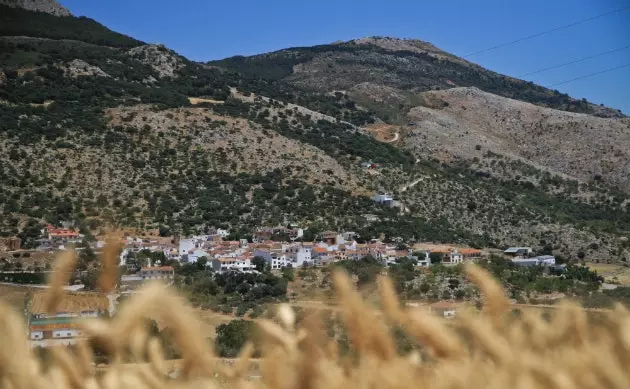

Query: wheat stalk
<box><xmin>0</xmin><ymin>250</ymin><xmax>627</xmax><ymax>389</ymax></box>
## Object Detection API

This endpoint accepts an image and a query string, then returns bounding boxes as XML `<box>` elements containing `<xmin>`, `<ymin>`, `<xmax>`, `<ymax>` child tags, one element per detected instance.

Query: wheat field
<box><xmin>2</xmin><ymin>243</ymin><xmax>630</xmax><ymax>389</ymax></box>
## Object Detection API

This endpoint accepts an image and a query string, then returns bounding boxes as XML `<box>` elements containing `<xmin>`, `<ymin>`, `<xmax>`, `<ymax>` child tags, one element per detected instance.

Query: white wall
<box><xmin>296</xmin><ymin>250</ymin><xmax>311</xmax><ymax>266</ymax></box>
<box><xmin>30</xmin><ymin>331</ymin><xmax>43</xmax><ymax>340</ymax></box>
<box><xmin>178</xmin><ymin>239</ymin><xmax>196</xmax><ymax>256</ymax></box>
<box><xmin>52</xmin><ymin>329</ymin><xmax>82</xmax><ymax>338</ymax></box>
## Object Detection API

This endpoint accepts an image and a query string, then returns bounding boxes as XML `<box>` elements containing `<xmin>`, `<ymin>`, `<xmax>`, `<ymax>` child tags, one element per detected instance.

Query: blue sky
<box><xmin>59</xmin><ymin>0</ymin><xmax>630</xmax><ymax>113</ymax></box>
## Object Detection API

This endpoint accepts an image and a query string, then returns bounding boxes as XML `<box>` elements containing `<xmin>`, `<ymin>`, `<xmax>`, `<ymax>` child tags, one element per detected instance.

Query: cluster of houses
<box><xmin>20</xmin><ymin>220</ymin><xmax>568</xmax><ymax>347</ymax></box>
<box><xmin>117</xmin><ymin>229</ymin><xmax>486</xmax><ymax>276</ymax></box>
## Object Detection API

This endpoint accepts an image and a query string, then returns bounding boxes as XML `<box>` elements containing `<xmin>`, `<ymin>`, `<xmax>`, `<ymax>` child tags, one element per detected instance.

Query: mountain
<box><xmin>0</xmin><ymin>3</ymin><xmax>143</xmax><ymax>47</ymax></box>
<box><xmin>210</xmin><ymin>37</ymin><xmax>625</xmax><ymax>120</ymax></box>
<box><xmin>0</xmin><ymin>0</ymin><xmax>70</xmax><ymax>16</ymax></box>
<box><xmin>0</xmin><ymin>8</ymin><xmax>628</xmax><ymax>262</ymax></box>
<box><xmin>404</xmin><ymin>87</ymin><xmax>630</xmax><ymax>191</ymax></box>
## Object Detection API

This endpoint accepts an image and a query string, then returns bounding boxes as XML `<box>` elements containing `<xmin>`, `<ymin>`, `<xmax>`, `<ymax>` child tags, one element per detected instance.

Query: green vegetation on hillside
<box><xmin>0</xmin><ymin>11</ymin><xmax>628</xmax><ymax>261</ymax></box>
<box><xmin>0</xmin><ymin>5</ymin><xmax>143</xmax><ymax>47</ymax></box>
<box><xmin>442</xmin><ymin>160</ymin><xmax>630</xmax><ymax>234</ymax></box>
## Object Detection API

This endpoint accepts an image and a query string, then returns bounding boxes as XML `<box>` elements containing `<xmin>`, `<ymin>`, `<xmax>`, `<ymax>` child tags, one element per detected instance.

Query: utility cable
<box><xmin>548</xmin><ymin>62</ymin><xmax>630</xmax><ymax>87</ymax></box>
<box><xmin>519</xmin><ymin>45</ymin><xmax>630</xmax><ymax>77</ymax></box>
<box><xmin>463</xmin><ymin>6</ymin><xmax>630</xmax><ymax>58</ymax></box>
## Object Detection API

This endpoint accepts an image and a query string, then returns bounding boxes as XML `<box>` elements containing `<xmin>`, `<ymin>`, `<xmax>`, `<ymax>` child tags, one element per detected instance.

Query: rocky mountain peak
<box><xmin>0</xmin><ymin>0</ymin><xmax>70</xmax><ymax>16</ymax></box>
<box><xmin>351</xmin><ymin>36</ymin><xmax>444</xmax><ymax>55</ymax></box>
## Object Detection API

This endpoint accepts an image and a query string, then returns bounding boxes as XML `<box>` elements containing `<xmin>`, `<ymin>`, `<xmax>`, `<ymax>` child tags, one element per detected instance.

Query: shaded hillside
<box><xmin>0</xmin><ymin>5</ymin><xmax>143</xmax><ymax>47</ymax></box>
<box><xmin>211</xmin><ymin>37</ymin><xmax>624</xmax><ymax>120</ymax></box>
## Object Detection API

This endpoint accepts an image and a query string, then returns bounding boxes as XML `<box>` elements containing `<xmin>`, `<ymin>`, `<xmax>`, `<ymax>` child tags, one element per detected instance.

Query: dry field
<box><xmin>0</xmin><ymin>283</ymin><xmax>31</xmax><ymax>310</ymax></box>
<box><xmin>195</xmin><ymin>308</ymin><xmax>237</xmax><ymax>339</ymax></box>
<box><xmin>586</xmin><ymin>262</ymin><xmax>630</xmax><ymax>286</ymax></box>
<box><xmin>0</xmin><ymin>250</ymin><xmax>57</xmax><ymax>268</ymax></box>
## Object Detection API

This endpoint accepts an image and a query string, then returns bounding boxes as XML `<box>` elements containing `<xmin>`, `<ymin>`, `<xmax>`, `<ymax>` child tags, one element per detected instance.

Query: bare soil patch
<box><xmin>365</xmin><ymin>123</ymin><xmax>400</xmax><ymax>143</ymax></box>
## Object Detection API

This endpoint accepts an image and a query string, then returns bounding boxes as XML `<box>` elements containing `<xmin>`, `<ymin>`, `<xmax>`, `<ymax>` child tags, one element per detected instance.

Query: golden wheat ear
<box><xmin>378</xmin><ymin>274</ymin><xmax>462</xmax><ymax>360</ymax></box>
<box><xmin>99</xmin><ymin>234</ymin><xmax>122</xmax><ymax>293</ymax></box>
<box><xmin>332</xmin><ymin>270</ymin><xmax>396</xmax><ymax>361</ymax></box>
<box><xmin>45</xmin><ymin>250</ymin><xmax>77</xmax><ymax>313</ymax></box>
<box><xmin>464</xmin><ymin>263</ymin><xmax>509</xmax><ymax>326</ymax></box>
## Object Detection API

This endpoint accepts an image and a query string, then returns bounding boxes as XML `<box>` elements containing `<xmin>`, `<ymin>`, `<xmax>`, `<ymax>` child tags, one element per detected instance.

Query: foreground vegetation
<box><xmin>12</xmin><ymin>259</ymin><xmax>630</xmax><ymax>389</ymax></box>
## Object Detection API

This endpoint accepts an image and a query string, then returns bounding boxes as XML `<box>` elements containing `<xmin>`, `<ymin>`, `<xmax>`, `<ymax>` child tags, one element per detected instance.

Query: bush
<box><xmin>235</xmin><ymin>303</ymin><xmax>250</xmax><ymax>317</ymax></box>
<box><xmin>281</xmin><ymin>267</ymin><xmax>295</xmax><ymax>282</ymax></box>
<box><xmin>214</xmin><ymin>320</ymin><xmax>259</xmax><ymax>358</ymax></box>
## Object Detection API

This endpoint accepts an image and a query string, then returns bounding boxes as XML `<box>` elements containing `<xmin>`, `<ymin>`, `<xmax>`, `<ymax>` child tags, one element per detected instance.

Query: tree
<box><xmin>281</xmin><ymin>266</ymin><xmax>295</xmax><ymax>282</ymax></box>
<box><xmin>80</xmin><ymin>268</ymin><xmax>99</xmax><ymax>290</ymax></box>
<box><xmin>196</xmin><ymin>256</ymin><xmax>208</xmax><ymax>270</ymax></box>
<box><xmin>214</xmin><ymin>320</ymin><xmax>258</xmax><ymax>358</ymax></box>
<box><xmin>429</xmin><ymin>252</ymin><xmax>443</xmax><ymax>264</ymax></box>
<box><xmin>447</xmin><ymin>278</ymin><xmax>460</xmax><ymax>290</ymax></box>
<box><xmin>158</xmin><ymin>225</ymin><xmax>171</xmax><ymax>237</ymax></box>
<box><xmin>252</xmin><ymin>256</ymin><xmax>267</xmax><ymax>273</ymax></box>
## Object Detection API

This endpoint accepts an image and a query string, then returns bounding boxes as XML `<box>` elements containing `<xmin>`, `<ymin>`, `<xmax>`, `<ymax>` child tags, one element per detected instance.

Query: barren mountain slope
<box><xmin>403</xmin><ymin>87</ymin><xmax>630</xmax><ymax>191</ymax></box>
<box><xmin>214</xmin><ymin>37</ymin><xmax>624</xmax><ymax>119</ymax></box>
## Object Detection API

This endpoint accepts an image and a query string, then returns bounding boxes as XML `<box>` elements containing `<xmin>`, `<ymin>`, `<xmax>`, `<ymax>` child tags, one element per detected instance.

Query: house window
<box><xmin>67</xmin><ymin>332</ymin><xmax>72</xmax><ymax>336</ymax></box>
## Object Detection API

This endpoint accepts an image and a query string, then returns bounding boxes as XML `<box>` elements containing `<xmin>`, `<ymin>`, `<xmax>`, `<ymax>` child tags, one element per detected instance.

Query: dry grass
<box><xmin>587</xmin><ymin>262</ymin><xmax>630</xmax><ymax>286</ymax></box>
<box><xmin>195</xmin><ymin>309</ymin><xmax>235</xmax><ymax>339</ymax></box>
<box><xmin>2</xmin><ymin>251</ymin><xmax>630</xmax><ymax>388</ymax></box>
<box><xmin>30</xmin><ymin>292</ymin><xmax>109</xmax><ymax>315</ymax></box>
<box><xmin>0</xmin><ymin>283</ymin><xmax>31</xmax><ymax>310</ymax></box>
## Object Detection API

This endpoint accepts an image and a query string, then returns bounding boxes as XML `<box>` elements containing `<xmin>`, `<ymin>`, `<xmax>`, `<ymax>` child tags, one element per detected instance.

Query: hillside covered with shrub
<box><xmin>0</xmin><ymin>5</ymin><xmax>628</xmax><ymax>262</ymax></box>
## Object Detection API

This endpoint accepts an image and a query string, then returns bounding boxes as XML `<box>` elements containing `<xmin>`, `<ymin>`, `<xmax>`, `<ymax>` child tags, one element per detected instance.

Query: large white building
<box><xmin>210</xmin><ymin>257</ymin><xmax>253</xmax><ymax>272</ymax></box>
<box><xmin>511</xmin><ymin>255</ymin><xmax>556</xmax><ymax>267</ymax></box>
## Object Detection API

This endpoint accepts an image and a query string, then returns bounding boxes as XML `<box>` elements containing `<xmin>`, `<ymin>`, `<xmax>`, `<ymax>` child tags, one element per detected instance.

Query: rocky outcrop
<box><xmin>127</xmin><ymin>45</ymin><xmax>185</xmax><ymax>78</ymax></box>
<box><xmin>0</xmin><ymin>0</ymin><xmax>71</xmax><ymax>16</ymax></box>
<box><xmin>61</xmin><ymin>59</ymin><xmax>110</xmax><ymax>78</ymax></box>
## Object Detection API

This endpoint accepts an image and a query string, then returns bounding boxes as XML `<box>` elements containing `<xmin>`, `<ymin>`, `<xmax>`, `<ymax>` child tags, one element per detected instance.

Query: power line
<box><xmin>548</xmin><ymin>63</ymin><xmax>630</xmax><ymax>87</ymax></box>
<box><xmin>463</xmin><ymin>6</ymin><xmax>630</xmax><ymax>58</ymax></box>
<box><xmin>519</xmin><ymin>45</ymin><xmax>630</xmax><ymax>77</ymax></box>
